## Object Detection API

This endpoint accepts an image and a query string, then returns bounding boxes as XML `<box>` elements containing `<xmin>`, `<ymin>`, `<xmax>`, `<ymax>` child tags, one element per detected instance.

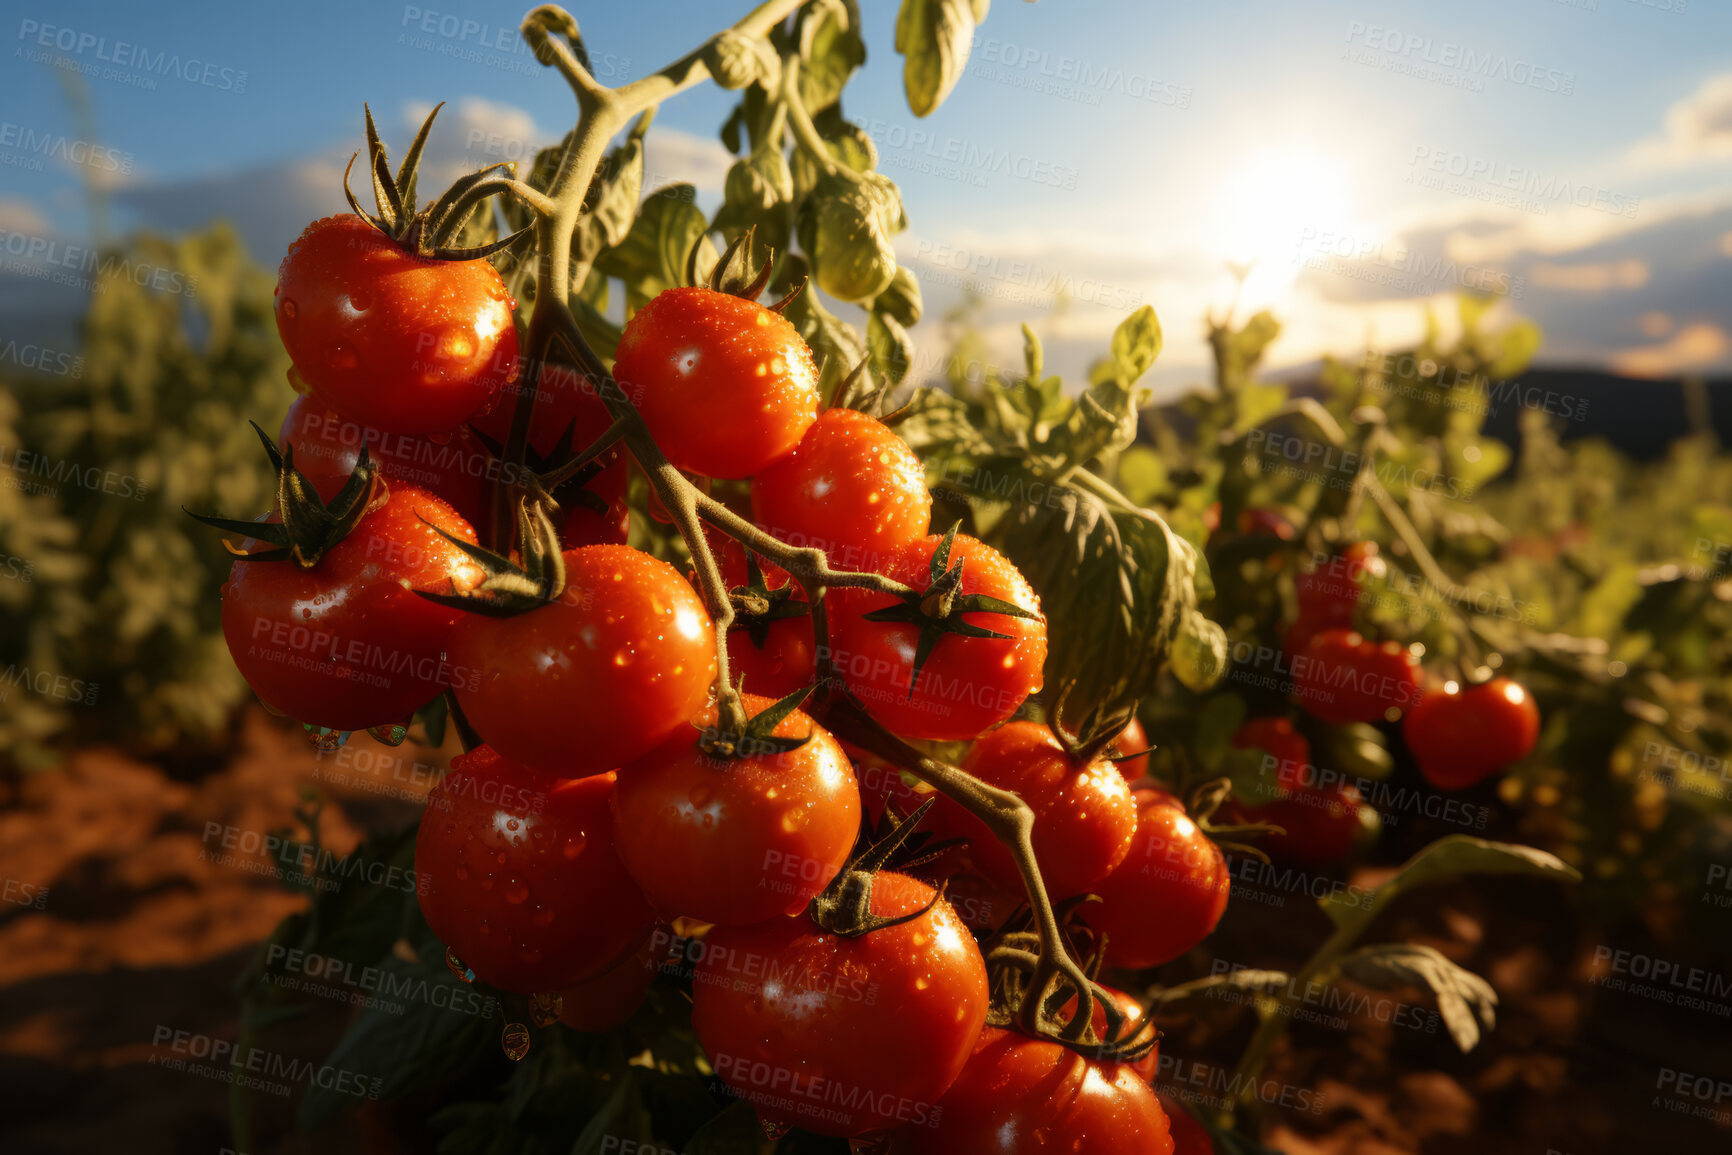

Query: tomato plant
<box><xmin>1081</xmin><ymin>789</ymin><xmax>1232</xmax><ymax>969</ymax></box>
<box><xmin>1404</xmin><ymin>676</ymin><xmax>1541</xmax><ymax>790</ymax></box>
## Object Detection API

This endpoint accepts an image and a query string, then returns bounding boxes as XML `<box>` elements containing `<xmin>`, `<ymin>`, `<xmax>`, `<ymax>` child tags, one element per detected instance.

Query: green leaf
<box><xmin>684</xmin><ymin>1101</ymin><xmax>771</xmax><ymax>1155</ymax></box>
<box><xmin>597</xmin><ymin>186</ymin><xmax>713</xmax><ymax>315</ymax></box>
<box><xmin>1195</xmin><ymin>693</ymin><xmax>1248</xmax><ymax>771</ymax></box>
<box><xmin>573</xmin><ymin>134</ymin><xmax>645</xmax><ymax>264</ymax></box>
<box><xmin>571</xmin><ymin>1070</ymin><xmax>656</xmax><ymax>1155</ymax></box>
<box><xmin>868</xmin><ymin>311</ymin><xmax>915</xmax><ymax>386</ymax></box>
<box><xmin>297</xmin><ymin>950</ymin><xmax>494</xmax><ymax>1130</ymax></box>
<box><xmin>895</xmin><ymin>0</ymin><xmax>980</xmax><ymax>118</ymax></box>
<box><xmin>1110</xmin><ymin>305</ymin><xmax>1163</xmax><ymax>384</ymax></box>
<box><xmin>798</xmin><ymin>0</ymin><xmax>867</xmax><ymax>113</ymax></box>
<box><xmin>1116</xmin><ymin>446</ymin><xmax>1167</xmax><ymax>506</ymax></box>
<box><xmin>1320</xmin><ymin>835</ymin><xmax>1579</xmax><ymax>931</ymax></box>
<box><xmin>1335</xmin><ymin>943</ymin><xmax>1498</xmax><ymax>1052</ymax></box>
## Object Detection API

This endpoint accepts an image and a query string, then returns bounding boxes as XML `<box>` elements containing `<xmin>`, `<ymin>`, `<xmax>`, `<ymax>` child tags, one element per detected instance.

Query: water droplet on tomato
<box><xmin>562</xmin><ymin>832</ymin><xmax>588</xmax><ymax>859</ymax></box>
<box><xmin>689</xmin><ymin>782</ymin><xmax>713</xmax><ymax>807</ymax></box>
<box><xmin>281</xmin><ymin>299</ymin><xmax>297</xmax><ymax>320</ymax></box>
<box><xmin>758</xmin><ymin>1117</ymin><xmax>791</xmax><ymax>1141</ymax></box>
<box><xmin>348</xmin><ymin>292</ymin><xmax>371</xmax><ymax>312</ymax></box>
<box><xmin>504</xmin><ymin>875</ymin><xmax>529</xmax><ymax>904</ymax></box>
<box><xmin>501</xmin><ymin>1023</ymin><xmax>531</xmax><ymax>1061</ymax></box>
<box><xmin>330</xmin><ymin>344</ymin><xmax>358</xmax><ymax>371</ymax></box>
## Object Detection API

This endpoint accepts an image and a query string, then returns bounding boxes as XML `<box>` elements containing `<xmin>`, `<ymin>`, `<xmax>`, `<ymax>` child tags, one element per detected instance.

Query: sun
<box><xmin>1210</xmin><ymin>143</ymin><xmax>1354</xmax><ymax>309</ymax></box>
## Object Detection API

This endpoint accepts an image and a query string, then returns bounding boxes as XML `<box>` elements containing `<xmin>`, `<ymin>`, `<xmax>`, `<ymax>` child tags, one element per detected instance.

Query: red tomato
<box><xmin>1056</xmin><ymin>985</ymin><xmax>1159</xmax><ymax>1081</ymax></box>
<box><xmin>611</xmin><ymin>287</ymin><xmax>819</xmax><ymax>478</ymax></box>
<box><xmin>844</xmin><ymin>740</ymin><xmax>934</xmax><ymax>829</ymax></box>
<box><xmin>414</xmin><ymin>748</ymin><xmax>656</xmax><ymax>993</ymax></box>
<box><xmin>1081</xmin><ymin>790</ymin><xmax>1230</xmax><ymax>969</ymax></box>
<box><xmin>932</xmin><ymin>721</ymin><xmax>1137</xmax><ymax>900</ymax></box>
<box><xmin>220</xmin><ymin>483</ymin><xmax>482</xmax><ymax>731</ymax></box>
<box><xmin>469</xmin><ymin>362</ymin><xmax>630</xmax><ymax>548</ymax></box>
<box><xmin>1156</xmin><ymin>1093</ymin><xmax>1216</xmax><ymax>1155</ymax></box>
<box><xmin>1240</xmin><ymin>785</ymin><xmax>1365</xmax><ymax>867</ymax></box>
<box><xmin>448</xmin><ymin>545</ymin><xmax>717</xmax><ymax>777</ymax></box>
<box><xmin>1294</xmin><ymin>629</ymin><xmax>1424</xmax><ymax>725</ymax></box>
<box><xmin>692</xmin><ymin>872</ymin><xmax>988</xmax><ymax>1137</ymax></box>
<box><xmin>829</xmin><ymin>533</ymin><xmax>1046</xmax><ymax>741</ymax></box>
<box><xmin>279</xmin><ymin>395</ymin><xmax>492</xmax><ymax>527</ymax></box>
<box><xmin>712</xmin><ymin>535</ymin><xmax>816</xmax><ymax>699</ymax></box>
<box><xmin>1294</xmin><ymin>541</ymin><xmax>1384</xmax><ymax>627</ymax></box>
<box><xmin>275</xmin><ymin>215</ymin><xmax>518</xmax><ymax>434</ymax></box>
<box><xmin>557</xmin><ymin>931</ymin><xmax>665</xmax><ymax>1033</ymax></box>
<box><xmin>1404</xmin><ymin>676</ymin><xmax>1540</xmax><ymax>789</ymax></box>
<box><xmin>1236</xmin><ymin>508</ymin><xmax>1294</xmax><ymax>540</ymax></box>
<box><xmin>1112</xmin><ymin>716</ymin><xmax>1152</xmax><ymax>784</ymax></box>
<box><xmin>751</xmin><ymin>407</ymin><xmax>931</xmax><ymax>572</ymax></box>
<box><xmin>909</xmin><ymin>1027</ymin><xmax>1175</xmax><ymax>1154</ymax></box>
<box><xmin>612</xmin><ymin>693</ymin><xmax>861</xmax><ymax>926</ymax></box>
<box><xmin>1231</xmin><ymin>717</ymin><xmax>1310</xmax><ymax>792</ymax></box>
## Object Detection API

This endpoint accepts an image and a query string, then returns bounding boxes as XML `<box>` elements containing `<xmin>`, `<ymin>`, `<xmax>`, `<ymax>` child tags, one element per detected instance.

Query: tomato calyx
<box><xmin>982</xmin><ymin>898</ymin><xmax>1162</xmax><ymax>1065</ymax></box>
<box><xmin>415</xmin><ymin>497</ymin><xmax>567</xmax><ymax>616</ymax></box>
<box><xmin>724</xmin><ymin>550</ymin><xmax>811</xmax><ymax>650</ymax></box>
<box><xmin>186</xmin><ymin>422</ymin><xmax>381</xmax><ymax>568</ymax></box>
<box><xmin>342</xmin><ymin>102</ymin><xmax>534</xmax><ymax>261</ymax></box>
<box><xmin>688</xmin><ymin>225</ymin><xmax>807</xmax><ymax>312</ymax></box>
<box><xmin>469</xmin><ymin>413</ymin><xmax>617</xmax><ymax>522</ymax></box>
<box><xmin>861</xmin><ymin>522</ymin><xmax>1043</xmax><ymax>698</ymax></box>
<box><xmin>694</xmin><ymin>684</ymin><xmax>815</xmax><ymax>760</ymax></box>
<box><xmin>808</xmin><ymin>799</ymin><xmax>949</xmax><ymax>938</ymax></box>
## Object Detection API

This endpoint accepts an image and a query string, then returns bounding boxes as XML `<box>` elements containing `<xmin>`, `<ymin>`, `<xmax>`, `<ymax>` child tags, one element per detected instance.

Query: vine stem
<box><xmin>507</xmin><ymin>0</ymin><xmax>1128</xmax><ymax>1055</ymax></box>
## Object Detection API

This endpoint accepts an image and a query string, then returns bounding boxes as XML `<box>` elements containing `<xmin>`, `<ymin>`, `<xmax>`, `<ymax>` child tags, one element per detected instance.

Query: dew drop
<box><xmin>281</xmin><ymin>299</ymin><xmax>297</xmax><ymax>320</ymax></box>
<box><xmin>501</xmin><ymin>1022</ymin><xmax>531</xmax><ymax>1061</ymax></box>
<box><xmin>330</xmin><ymin>344</ymin><xmax>358</xmax><ymax>371</ymax></box>
<box><xmin>504</xmin><ymin>874</ymin><xmax>530</xmax><ymax>905</ymax></box>
<box><xmin>689</xmin><ymin>782</ymin><xmax>714</xmax><ymax>808</ymax></box>
<box><xmin>562</xmin><ymin>832</ymin><xmax>588</xmax><ymax>860</ymax></box>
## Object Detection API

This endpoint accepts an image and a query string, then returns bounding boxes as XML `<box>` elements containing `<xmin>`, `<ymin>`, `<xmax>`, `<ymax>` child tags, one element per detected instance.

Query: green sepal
<box><xmin>413</xmin><ymin>497</ymin><xmax>567</xmax><ymax>617</ymax></box>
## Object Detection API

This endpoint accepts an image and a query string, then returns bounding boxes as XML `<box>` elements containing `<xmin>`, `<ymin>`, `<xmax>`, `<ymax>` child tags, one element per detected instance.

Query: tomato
<box><xmin>1236</xmin><ymin>507</ymin><xmax>1294</xmax><ymax>540</ymax></box>
<box><xmin>931</xmin><ymin>721</ymin><xmax>1137</xmax><ymax>900</ymax></box>
<box><xmin>470</xmin><ymin>363</ymin><xmax>630</xmax><ymax>548</ymax></box>
<box><xmin>414</xmin><ymin>747</ymin><xmax>656</xmax><ymax>993</ymax></box>
<box><xmin>612</xmin><ymin>692</ymin><xmax>860</xmax><ymax>926</ymax></box>
<box><xmin>1231</xmin><ymin>717</ymin><xmax>1309</xmax><ymax>792</ymax></box>
<box><xmin>692</xmin><ymin>871</ymin><xmax>988</xmax><ymax>1137</ymax></box>
<box><xmin>220</xmin><ymin>483</ymin><xmax>483</xmax><ymax>731</ymax></box>
<box><xmin>1156</xmin><ymin>1093</ymin><xmax>1216</xmax><ymax>1155</ymax></box>
<box><xmin>751</xmin><ymin>407</ymin><xmax>931</xmax><ymax>572</ymax></box>
<box><xmin>712</xmin><ymin>535</ymin><xmax>816</xmax><ymax>699</ymax></box>
<box><xmin>829</xmin><ymin>533</ymin><xmax>1046</xmax><ymax>741</ymax></box>
<box><xmin>279</xmin><ymin>395</ymin><xmax>492</xmax><ymax>527</ymax></box>
<box><xmin>909</xmin><ymin>1027</ymin><xmax>1175</xmax><ymax>1155</ymax></box>
<box><xmin>1081</xmin><ymin>790</ymin><xmax>1230</xmax><ymax>970</ymax></box>
<box><xmin>1228</xmin><ymin>715</ymin><xmax>1364</xmax><ymax>865</ymax></box>
<box><xmin>275</xmin><ymin>215</ymin><xmax>518</xmax><ymax>435</ymax></box>
<box><xmin>1404</xmin><ymin>677</ymin><xmax>1540</xmax><ymax>790</ymax></box>
<box><xmin>611</xmin><ymin>287</ymin><xmax>819</xmax><ymax>478</ymax></box>
<box><xmin>557</xmin><ymin>931</ymin><xmax>665</xmax><ymax>1033</ymax></box>
<box><xmin>1294</xmin><ymin>628</ymin><xmax>1424</xmax><ymax>725</ymax></box>
<box><xmin>1112</xmin><ymin>715</ymin><xmax>1152</xmax><ymax>784</ymax></box>
<box><xmin>448</xmin><ymin>544</ymin><xmax>717</xmax><ymax>777</ymax></box>
<box><xmin>845</xmin><ymin>740</ymin><xmax>934</xmax><ymax>829</ymax></box>
<box><xmin>1056</xmin><ymin>985</ymin><xmax>1158</xmax><ymax>1081</ymax></box>
<box><xmin>1294</xmin><ymin>541</ymin><xmax>1384</xmax><ymax>628</ymax></box>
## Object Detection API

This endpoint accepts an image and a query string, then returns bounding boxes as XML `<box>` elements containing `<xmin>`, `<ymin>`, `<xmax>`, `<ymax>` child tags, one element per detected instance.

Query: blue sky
<box><xmin>4</xmin><ymin>0</ymin><xmax>1730</xmax><ymax>389</ymax></box>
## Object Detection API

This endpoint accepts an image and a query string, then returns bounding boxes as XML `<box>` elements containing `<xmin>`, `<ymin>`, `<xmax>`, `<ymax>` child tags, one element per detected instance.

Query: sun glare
<box><xmin>1211</xmin><ymin>143</ymin><xmax>1354</xmax><ymax>309</ymax></box>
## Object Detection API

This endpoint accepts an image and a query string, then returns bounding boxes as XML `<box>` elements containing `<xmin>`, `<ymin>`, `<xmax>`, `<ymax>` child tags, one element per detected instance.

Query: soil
<box><xmin>2</xmin><ymin>712</ymin><xmax>1728</xmax><ymax>1154</ymax></box>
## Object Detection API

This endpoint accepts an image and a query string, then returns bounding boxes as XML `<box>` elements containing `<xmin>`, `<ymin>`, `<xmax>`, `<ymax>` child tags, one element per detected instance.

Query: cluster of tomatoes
<box><xmin>1222</xmin><ymin>535</ymin><xmax>1542</xmax><ymax>867</ymax></box>
<box><xmin>196</xmin><ymin>207</ymin><xmax>1249</xmax><ymax>1151</ymax></box>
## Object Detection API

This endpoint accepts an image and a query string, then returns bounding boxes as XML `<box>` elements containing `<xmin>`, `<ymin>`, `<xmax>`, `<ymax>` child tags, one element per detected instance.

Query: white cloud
<box><xmin>0</xmin><ymin>198</ymin><xmax>51</xmax><ymax>236</ymax></box>
<box><xmin>1612</xmin><ymin>322</ymin><xmax>1730</xmax><ymax>378</ymax></box>
<box><xmin>1633</xmin><ymin>73</ymin><xmax>1732</xmax><ymax>166</ymax></box>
